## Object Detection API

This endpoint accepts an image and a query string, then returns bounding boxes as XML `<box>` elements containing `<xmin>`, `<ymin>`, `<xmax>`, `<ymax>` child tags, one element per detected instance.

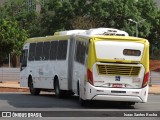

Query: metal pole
<box><xmin>9</xmin><ymin>54</ymin><xmax>10</xmax><ymax>68</ymax></box>
<box><xmin>128</xmin><ymin>19</ymin><xmax>145</xmax><ymax>37</ymax></box>
<box><xmin>149</xmin><ymin>71</ymin><xmax>152</xmax><ymax>86</ymax></box>
<box><xmin>136</xmin><ymin>22</ymin><xmax>138</xmax><ymax>37</ymax></box>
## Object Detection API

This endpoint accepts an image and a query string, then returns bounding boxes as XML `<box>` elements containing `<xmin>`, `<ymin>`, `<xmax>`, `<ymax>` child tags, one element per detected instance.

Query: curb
<box><xmin>148</xmin><ymin>92</ymin><xmax>160</xmax><ymax>95</ymax></box>
<box><xmin>0</xmin><ymin>86</ymin><xmax>160</xmax><ymax>95</ymax></box>
<box><xmin>0</xmin><ymin>87</ymin><xmax>29</xmax><ymax>92</ymax></box>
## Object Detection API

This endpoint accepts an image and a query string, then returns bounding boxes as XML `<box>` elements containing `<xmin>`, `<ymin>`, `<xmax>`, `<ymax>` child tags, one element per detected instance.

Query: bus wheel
<box><xmin>78</xmin><ymin>83</ymin><xmax>87</xmax><ymax>106</ymax></box>
<box><xmin>121</xmin><ymin>102</ymin><xmax>135</xmax><ymax>106</ymax></box>
<box><xmin>79</xmin><ymin>98</ymin><xmax>88</xmax><ymax>106</ymax></box>
<box><xmin>54</xmin><ymin>79</ymin><xmax>62</xmax><ymax>98</ymax></box>
<box><xmin>127</xmin><ymin>102</ymin><xmax>135</xmax><ymax>106</ymax></box>
<box><xmin>28</xmin><ymin>78</ymin><xmax>40</xmax><ymax>95</ymax></box>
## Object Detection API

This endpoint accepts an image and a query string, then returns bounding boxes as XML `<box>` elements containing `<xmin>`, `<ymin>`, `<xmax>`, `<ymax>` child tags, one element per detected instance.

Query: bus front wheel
<box><xmin>28</xmin><ymin>78</ymin><xmax>40</xmax><ymax>95</ymax></box>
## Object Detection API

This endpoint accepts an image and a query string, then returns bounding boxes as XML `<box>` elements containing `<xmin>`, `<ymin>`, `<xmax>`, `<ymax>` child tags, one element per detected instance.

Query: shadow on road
<box><xmin>40</xmin><ymin>93</ymin><xmax>135</xmax><ymax>109</ymax></box>
<box><xmin>0</xmin><ymin>92</ymin><xmax>135</xmax><ymax>109</ymax></box>
<box><xmin>81</xmin><ymin>101</ymin><xmax>135</xmax><ymax>109</ymax></box>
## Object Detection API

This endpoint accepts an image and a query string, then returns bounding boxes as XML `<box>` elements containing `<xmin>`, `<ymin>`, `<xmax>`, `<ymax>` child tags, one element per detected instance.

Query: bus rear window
<box><xmin>123</xmin><ymin>49</ymin><xmax>141</xmax><ymax>56</ymax></box>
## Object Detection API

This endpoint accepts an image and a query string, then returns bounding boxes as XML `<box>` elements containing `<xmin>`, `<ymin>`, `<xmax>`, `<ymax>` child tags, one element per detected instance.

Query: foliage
<box><xmin>40</xmin><ymin>0</ymin><xmax>74</xmax><ymax>35</ymax></box>
<box><xmin>0</xmin><ymin>19</ymin><xmax>28</xmax><ymax>62</ymax></box>
<box><xmin>1</xmin><ymin>0</ymin><xmax>159</xmax><ymax>39</ymax></box>
<box><xmin>0</xmin><ymin>0</ymin><xmax>160</xmax><ymax>61</ymax></box>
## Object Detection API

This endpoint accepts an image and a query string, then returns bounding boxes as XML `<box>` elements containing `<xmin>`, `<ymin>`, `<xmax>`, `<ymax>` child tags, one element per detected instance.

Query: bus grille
<box><xmin>97</xmin><ymin>64</ymin><xmax>141</xmax><ymax>76</ymax></box>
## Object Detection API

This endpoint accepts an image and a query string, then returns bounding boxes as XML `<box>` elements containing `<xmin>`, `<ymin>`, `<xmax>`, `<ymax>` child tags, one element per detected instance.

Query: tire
<box><xmin>78</xmin><ymin>82</ymin><xmax>87</xmax><ymax>106</ymax></box>
<box><xmin>121</xmin><ymin>102</ymin><xmax>135</xmax><ymax>106</ymax></box>
<box><xmin>65</xmin><ymin>90</ymin><xmax>74</xmax><ymax>97</ymax></box>
<box><xmin>54</xmin><ymin>79</ymin><xmax>63</xmax><ymax>98</ymax></box>
<box><xmin>77</xmin><ymin>81</ymin><xmax>79</xmax><ymax>96</ymax></box>
<box><xmin>28</xmin><ymin>78</ymin><xmax>40</xmax><ymax>95</ymax></box>
<box><xmin>79</xmin><ymin>98</ymin><xmax>88</xmax><ymax>106</ymax></box>
<box><xmin>128</xmin><ymin>102</ymin><xmax>135</xmax><ymax>106</ymax></box>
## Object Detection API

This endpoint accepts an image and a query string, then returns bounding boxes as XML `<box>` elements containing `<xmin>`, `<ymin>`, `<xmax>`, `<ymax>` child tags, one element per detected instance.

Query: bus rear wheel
<box><xmin>78</xmin><ymin>82</ymin><xmax>88</xmax><ymax>106</ymax></box>
<box><xmin>79</xmin><ymin>98</ymin><xmax>88</xmax><ymax>106</ymax></box>
<box><xmin>28</xmin><ymin>78</ymin><xmax>40</xmax><ymax>95</ymax></box>
<box><xmin>54</xmin><ymin>79</ymin><xmax>63</xmax><ymax>98</ymax></box>
<box><xmin>121</xmin><ymin>102</ymin><xmax>135</xmax><ymax>106</ymax></box>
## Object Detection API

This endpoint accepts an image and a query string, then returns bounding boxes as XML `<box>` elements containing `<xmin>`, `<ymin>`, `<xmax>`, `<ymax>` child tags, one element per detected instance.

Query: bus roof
<box><xmin>54</xmin><ymin>28</ymin><xmax>129</xmax><ymax>36</ymax></box>
<box><xmin>76</xmin><ymin>34</ymin><xmax>147</xmax><ymax>42</ymax></box>
<box><xmin>25</xmin><ymin>35</ymin><xmax>71</xmax><ymax>43</ymax></box>
<box><xmin>25</xmin><ymin>34</ymin><xmax>147</xmax><ymax>44</ymax></box>
<box><xmin>54</xmin><ymin>30</ymin><xmax>86</xmax><ymax>35</ymax></box>
<box><xmin>86</xmin><ymin>28</ymin><xmax>129</xmax><ymax>36</ymax></box>
<box><xmin>25</xmin><ymin>28</ymin><xmax>147</xmax><ymax>43</ymax></box>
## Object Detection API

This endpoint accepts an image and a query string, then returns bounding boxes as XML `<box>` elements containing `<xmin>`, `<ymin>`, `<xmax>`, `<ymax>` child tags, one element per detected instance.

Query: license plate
<box><xmin>112</xmin><ymin>84</ymin><xmax>123</xmax><ymax>88</ymax></box>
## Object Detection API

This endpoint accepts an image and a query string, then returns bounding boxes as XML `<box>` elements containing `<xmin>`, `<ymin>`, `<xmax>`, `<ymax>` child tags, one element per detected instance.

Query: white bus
<box><xmin>20</xmin><ymin>28</ymin><xmax>149</xmax><ymax>106</ymax></box>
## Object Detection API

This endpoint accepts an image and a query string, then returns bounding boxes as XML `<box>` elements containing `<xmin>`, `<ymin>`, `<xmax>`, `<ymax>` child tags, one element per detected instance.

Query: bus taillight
<box><xmin>142</xmin><ymin>72</ymin><xmax>150</xmax><ymax>88</ymax></box>
<box><xmin>87</xmin><ymin>69</ymin><xmax>94</xmax><ymax>85</ymax></box>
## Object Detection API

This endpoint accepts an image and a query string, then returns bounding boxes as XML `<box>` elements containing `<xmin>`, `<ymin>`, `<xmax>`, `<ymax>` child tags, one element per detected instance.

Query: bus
<box><xmin>20</xmin><ymin>28</ymin><xmax>149</xmax><ymax>106</ymax></box>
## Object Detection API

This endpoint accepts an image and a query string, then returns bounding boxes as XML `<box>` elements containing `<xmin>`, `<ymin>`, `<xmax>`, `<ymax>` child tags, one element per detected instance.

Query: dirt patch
<box><xmin>0</xmin><ymin>87</ymin><xmax>29</xmax><ymax>92</ymax></box>
<box><xmin>150</xmin><ymin>60</ymin><xmax>160</xmax><ymax>71</ymax></box>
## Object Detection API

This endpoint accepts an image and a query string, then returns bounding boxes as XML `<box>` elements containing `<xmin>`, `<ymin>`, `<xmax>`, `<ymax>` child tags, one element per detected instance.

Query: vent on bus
<box><xmin>97</xmin><ymin>64</ymin><xmax>141</xmax><ymax>76</ymax></box>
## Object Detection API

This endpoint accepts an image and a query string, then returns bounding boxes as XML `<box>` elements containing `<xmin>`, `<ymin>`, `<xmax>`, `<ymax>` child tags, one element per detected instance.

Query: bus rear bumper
<box><xmin>92</xmin><ymin>94</ymin><xmax>143</xmax><ymax>102</ymax></box>
<box><xmin>83</xmin><ymin>83</ymin><xmax>148</xmax><ymax>103</ymax></box>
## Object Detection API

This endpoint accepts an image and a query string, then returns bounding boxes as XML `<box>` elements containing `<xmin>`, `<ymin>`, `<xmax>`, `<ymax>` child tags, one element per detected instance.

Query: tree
<box><xmin>0</xmin><ymin>0</ymin><xmax>160</xmax><ymax>46</ymax></box>
<box><xmin>0</xmin><ymin>0</ymin><xmax>42</xmax><ymax>37</ymax></box>
<box><xmin>0</xmin><ymin>19</ymin><xmax>28</xmax><ymax>66</ymax></box>
<box><xmin>40</xmin><ymin>0</ymin><xmax>74</xmax><ymax>35</ymax></box>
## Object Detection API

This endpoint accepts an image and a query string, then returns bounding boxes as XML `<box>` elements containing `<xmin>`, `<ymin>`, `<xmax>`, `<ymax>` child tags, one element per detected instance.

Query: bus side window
<box><xmin>43</xmin><ymin>42</ymin><xmax>51</xmax><ymax>60</ymax></box>
<box><xmin>75</xmin><ymin>41</ymin><xmax>79</xmax><ymax>63</ymax></box>
<box><xmin>50</xmin><ymin>41</ymin><xmax>58</xmax><ymax>60</ymax></box>
<box><xmin>85</xmin><ymin>42</ymin><xmax>89</xmax><ymax>55</ymax></box>
<box><xmin>82</xmin><ymin>42</ymin><xmax>86</xmax><ymax>64</ymax></box>
<box><xmin>20</xmin><ymin>49</ymin><xmax>28</xmax><ymax>71</ymax></box>
<box><xmin>75</xmin><ymin>41</ymin><xmax>86</xmax><ymax>64</ymax></box>
<box><xmin>28</xmin><ymin>43</ymin><xmax>36</xmax><ymax>61</ymax></box>
<box><xmin>35</xmin><ymin>42</ymin><xmax>43</xmax><ymax>61</ymax></box>
<box><xmin>57</xmin><ymin>40</ymin><xmax>68</xmax><ymax>60</ymax></box>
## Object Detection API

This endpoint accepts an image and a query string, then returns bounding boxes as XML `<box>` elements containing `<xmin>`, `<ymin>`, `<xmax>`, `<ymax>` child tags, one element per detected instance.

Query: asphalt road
<box><xmin>150</xmin><ymin>71</ymin><xmax>160</xmax><ymax>85</ymax></box>
<box><xmin>0</xmin><ymin>92</ymin><xmax>160</xmax><ymax>120</ymax></box>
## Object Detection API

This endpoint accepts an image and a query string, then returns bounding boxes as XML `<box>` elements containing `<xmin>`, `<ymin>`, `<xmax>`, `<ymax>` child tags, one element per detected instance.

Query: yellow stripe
<box><xmin>25</xmin><ymin>35</ymin><xmax>71</xmax><ymax>43</ymax></box>
<box><xmin>87</xmin><ymin>36</ymin><xmax>149</xmax><ymax>75</ymax></box>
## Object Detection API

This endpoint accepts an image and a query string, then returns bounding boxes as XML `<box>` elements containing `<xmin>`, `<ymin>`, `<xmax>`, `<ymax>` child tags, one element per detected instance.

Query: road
<box><xmin>150</xmin><ymin>71</ymin><xmax>160</xmax><ymax>85</ymax></box>
<box><xmin>0</xmin><ymin>92</ymin><xmax>160</xmax><ymax>110</ymax></box>
<box><xmin>0</xmin><ymin>93</ymin><xmax>160</xmax><ymax>120</ymax></box>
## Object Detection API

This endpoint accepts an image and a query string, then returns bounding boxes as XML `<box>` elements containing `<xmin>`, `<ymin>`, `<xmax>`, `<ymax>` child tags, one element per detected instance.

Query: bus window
<box><xmin>43</xmin><ymin>42</ymin><xmax>50</xmax><ymax>60</ymax></box>
<box><xmin>28</xmin><ymin>43</ymin><xmax>36</xmax><ymax>61</ymax></box>
<box><xmin>75</xmin><ymin>41</ymin><xmax>86</xmax><ymax>64</ymax></box>
<box><xmin>20</xmin><ymin>49</ymin><xmax>28</xmax><ymax>71</ymax></box>
<box><xmin>57</xmin><ymin>40</ymin><xmax>68</xmax><ymax>60</ymax></box>
<box><xmin>35</xmin><ymin>42</ymin><xmax>43</xmax><ymax>61</ymax></box>
<box><xmin>50</xmin><ymin>41</ymin><xmax>58</xmax><ymax>60</ymax></box>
